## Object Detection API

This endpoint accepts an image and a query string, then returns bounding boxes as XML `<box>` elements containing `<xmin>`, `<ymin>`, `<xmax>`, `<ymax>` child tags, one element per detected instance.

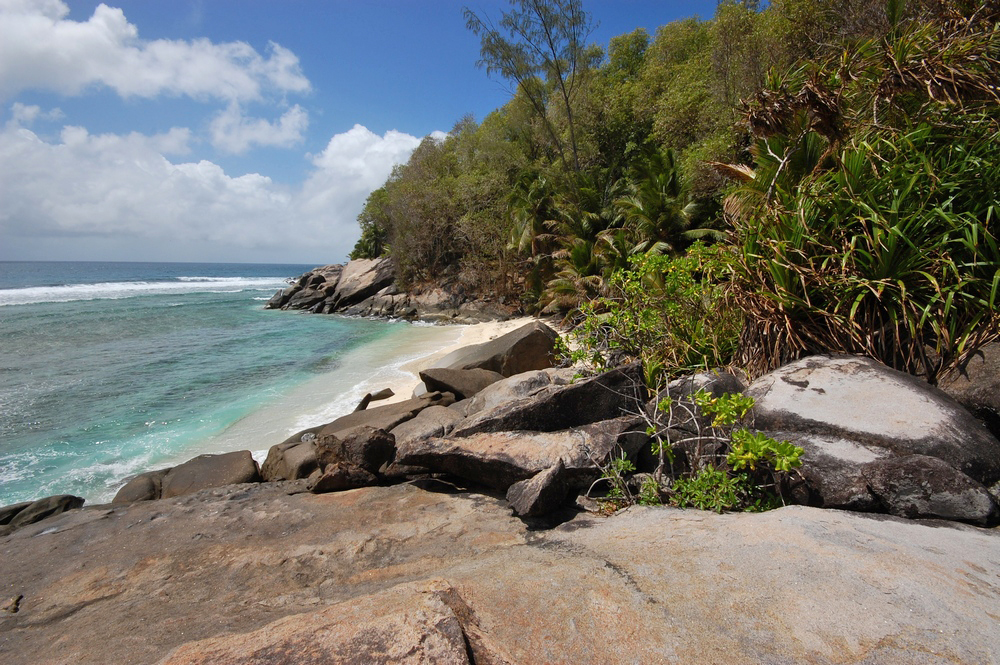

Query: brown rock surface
<box><xmin>1</xmin><ymin>482</ymin><xmax>998</xmax><ymax>664</ymax></box>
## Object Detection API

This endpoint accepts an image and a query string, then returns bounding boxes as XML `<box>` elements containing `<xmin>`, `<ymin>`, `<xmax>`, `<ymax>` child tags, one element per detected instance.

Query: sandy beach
<box><xmin>184</xmin><ymin>316</ymin><xmax>542</xmax><ymax>478</ymax></box>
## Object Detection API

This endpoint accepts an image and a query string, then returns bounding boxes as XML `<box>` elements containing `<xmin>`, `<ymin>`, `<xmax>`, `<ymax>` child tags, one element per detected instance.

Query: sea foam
<box><xmin>0</xmin><ymin>277</ymin><xmax>285</xmax><ymax>307</ymax></box>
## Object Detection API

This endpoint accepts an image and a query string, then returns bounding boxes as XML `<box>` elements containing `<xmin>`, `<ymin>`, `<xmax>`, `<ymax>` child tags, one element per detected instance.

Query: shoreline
<box><xmin>140</xmin><ymin>316</ymin><xmax>541</xmax><ymax>489</ymax></box>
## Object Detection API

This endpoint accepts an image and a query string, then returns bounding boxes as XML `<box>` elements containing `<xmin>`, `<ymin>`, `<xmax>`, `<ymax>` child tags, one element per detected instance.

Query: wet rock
<box><xmin>7</xmin><ymin>494</ymin><xmax>85</xmax><ymax>529</ymax></box>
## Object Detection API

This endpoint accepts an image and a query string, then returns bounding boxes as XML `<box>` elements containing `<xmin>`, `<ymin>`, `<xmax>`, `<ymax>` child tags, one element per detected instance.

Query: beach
<box><xmin>0</xmin><ymin>260</ymin><xmax>537</xmax><ymax>506</ymax></box>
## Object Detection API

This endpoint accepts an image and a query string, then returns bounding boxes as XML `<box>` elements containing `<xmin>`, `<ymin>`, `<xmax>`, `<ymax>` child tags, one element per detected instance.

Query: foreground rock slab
<box><xmin>2</xmin><ymin>483</ymin><xmax>998</xmax><ymax>664</ymax></box>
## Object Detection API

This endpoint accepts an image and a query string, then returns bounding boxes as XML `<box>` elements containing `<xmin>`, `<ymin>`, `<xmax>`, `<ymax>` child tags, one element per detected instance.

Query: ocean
<box><xmin>0</xmin><ymin>261</ymin><xmax>462</xmax><ymax>507</ymax></box>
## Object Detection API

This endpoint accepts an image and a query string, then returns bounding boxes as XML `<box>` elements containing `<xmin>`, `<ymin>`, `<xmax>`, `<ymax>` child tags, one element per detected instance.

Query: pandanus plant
<box><xmin>721</xmin><ymin>1</ymin><xmax>1000</xmax><ymax>382</ymax></box>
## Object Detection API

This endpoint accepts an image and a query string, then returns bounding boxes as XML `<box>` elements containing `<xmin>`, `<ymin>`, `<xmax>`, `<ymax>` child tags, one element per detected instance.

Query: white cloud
<box><xmin>0</xmin><ymin>0</ymin><xmax>310</xmax><ymax>103</ymax></box>
<box><xmin>0</xmin><ymin>121</ymin><xmax>429</xmax><ymax>262</ymax></box>
<box><xmin>5</xmin><ymin>101</ymin><xmax>63</xmax><ymax>128</ymax></box>
<box><xmin>298</xmin><ymin>124</ymin><xmax>423</xmax><ymax>221</ymax></box>
<box><xmin>209</xmin><ymin>102</ymin><xmax>309</xmax><ymax>154</ymax></box>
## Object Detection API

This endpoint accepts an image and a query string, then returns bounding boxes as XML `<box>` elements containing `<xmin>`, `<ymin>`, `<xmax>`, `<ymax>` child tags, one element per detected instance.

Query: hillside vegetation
<box><xmin>352</xmin><ymin>0</ymin><xmax>999</xmax><ymax>384</ymax></box>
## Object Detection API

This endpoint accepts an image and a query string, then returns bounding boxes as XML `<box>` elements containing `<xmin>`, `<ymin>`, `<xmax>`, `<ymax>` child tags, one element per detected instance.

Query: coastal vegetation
<box><xmin>353</xmin><ymin>0</ymin><xmax>999</xmax><ymax>387</ymax></box>
<box><xmin>347</xmin><ymin>0</ymin><xmax>999</xmax><ymax>511</ymax></box>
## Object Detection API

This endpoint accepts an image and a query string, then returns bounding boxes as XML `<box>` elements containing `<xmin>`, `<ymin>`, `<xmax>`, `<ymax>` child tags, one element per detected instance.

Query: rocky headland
<box><xmin>264</xmin><ymin>257</ymin><xmax>517</xmax><ymax>323</ymax></box>
<box><xmin>2</xmin><ymin>316</ymin><xmax>1000</xmax><ymax>663</ymax></box>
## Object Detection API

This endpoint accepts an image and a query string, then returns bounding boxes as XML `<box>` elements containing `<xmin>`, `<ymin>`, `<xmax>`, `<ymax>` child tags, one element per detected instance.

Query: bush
<box><xmin>591</xmin><ymin>390</ymin><xmax>803</xmax><ymax>513</ymax></box>
<box><xmin>564</xmin><ymin>242</ymin><xmax>741</xmax><ymax>384</ymax></box>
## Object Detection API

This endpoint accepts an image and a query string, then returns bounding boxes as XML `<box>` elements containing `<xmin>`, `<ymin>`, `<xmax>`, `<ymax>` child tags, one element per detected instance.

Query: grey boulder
<box><xmin>506</xmin><ymin>460</ymin><xmax>571</xmax><ymax>517</ymax></box>
<box><xmin>113</xmin><ymin>469</ymin><xmax>170</xmax><ymax>503</ymax></box>
<box><xmin>395</xmin><ymin>416</ymin><xmax>647</xmax><ymax>491</ymax></box>
<box><xmin>453</xmin><ymin>362</ymin><xmax>646</xmax><ymax>436</ymax></box>
<box><xmin>2</xmin><ymin>494</ymin><xmax>85</xmax><ymax>531</ymax></box>
<box><xmin>862</xmin><ymin>454</ymin><xmax>999</xmax><ymax>526</ymax></box>
<box><xmin>939</xmin><ymin>342</ymin><xmax>1000</xmax><ymax>439</ymax></box>
<box><xmin>435</xmin><ymin>320</ymin><xmax>558</xmax><ymax>376</ymax></box>
<box><xmin>747</xmin><ymin>355</ymin><xmax>1000</xmax><ymax>484</ymax></box>
<box><xmin>418</xmin><ymin>367</ymin><xmax>505</xmax><ymax>400</ymax></box>
<box><xmin>159</xmin><ymin>451</ymin><xmax>262</xmax><ymax>499</ymax></box>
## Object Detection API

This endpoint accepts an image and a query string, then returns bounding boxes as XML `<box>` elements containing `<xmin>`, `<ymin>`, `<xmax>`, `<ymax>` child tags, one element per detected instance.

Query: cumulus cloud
<box><xmin>0</xmin><ymin>120</ymin><xmax>429</xmax><ymax>262</ymax></box>
<box><xmin>209</xmin><ymin>103</ymin><xmax>309</xmax><ymax>154</ymax></box>
<box><xmin>0</xmin><ymin>0</ymin><xmax>310</xmax><ymax>102</ymax></box>
<box><xmin>298</xmin><ymin>124</ymin><xmax>423</xmax><ymax>222</ymax></box>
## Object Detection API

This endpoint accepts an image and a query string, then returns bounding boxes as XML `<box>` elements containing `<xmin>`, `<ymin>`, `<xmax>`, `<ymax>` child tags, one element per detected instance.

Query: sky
<box><xmin>0</xmin><ymin>0</ymin><xmax>720</xmax><ymax>265</ymax></box>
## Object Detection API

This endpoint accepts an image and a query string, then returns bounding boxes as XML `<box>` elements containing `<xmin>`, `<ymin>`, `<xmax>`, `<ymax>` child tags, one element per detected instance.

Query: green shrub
<box><xmin>591</xmin><ymin>390</ymin><xmax>803</xmax><ymax>513</ymax></box>
<box><xmin>564</xmin><ymin>242</ymin><xmax>741</xmax><ymax>383</ymax></box>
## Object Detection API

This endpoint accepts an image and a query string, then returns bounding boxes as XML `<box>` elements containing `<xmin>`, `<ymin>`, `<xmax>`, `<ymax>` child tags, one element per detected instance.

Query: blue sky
<box><xmin>0</xmin><ymin>0</ymin><xmax>720</xmax><ymax>264</ymax></box>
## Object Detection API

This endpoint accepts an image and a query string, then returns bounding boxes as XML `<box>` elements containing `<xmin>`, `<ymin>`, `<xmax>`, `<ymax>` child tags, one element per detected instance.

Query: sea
<box><xmin>0</xmin><ymin>261</ymin><xmax>463</xmax><ymax>507</ymax></box>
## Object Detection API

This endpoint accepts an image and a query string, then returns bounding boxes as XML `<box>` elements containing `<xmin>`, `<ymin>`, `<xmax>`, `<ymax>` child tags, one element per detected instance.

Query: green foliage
<box><xmin>727</xmin><ymin>7</ymin><xmax>1000</xmax><ymax>381</ymax></box>
<box><xmin>464</xmin><ymin>0</ymin><xmax>596</xmax><ymax>173</ymax></box>
<box><xmin>592</xmin><ymin>448</ymin><xmax>637</xmax><ymax>507</ymax></box>
<box><xmin>693</xmin><ymin>390</ymin><xmax>755</xmax><ymax>427</ymax></box>
<box><xmin>350</xmin><ymin>188</ymin><xmax>390</xmax><ymax>260</ymax></box>
<box><xmin>727</xmin><ymin>428</ymin><xmax>804</xmax><ymax>473</ymax></box>
<box><xmin>590</xmin><ymin>388</ymin><xmax>801</xmax><ymax>514</ymax></box>
<box><xmin>638</xmin><ymin>475</ymin><xmax>663</xmax><ymax>506</ymax></box>
<box><xmin>671</xmin><ymin>468</ymin><xmax>747</xmax><ymax>513</ymax></box>
<box><xmin>566</xmin><ymin>243</ymin><xmax>740</xmax><ymax>381</ymax></box>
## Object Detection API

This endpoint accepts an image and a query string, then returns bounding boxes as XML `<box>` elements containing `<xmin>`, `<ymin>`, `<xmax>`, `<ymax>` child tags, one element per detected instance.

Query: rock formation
<box><xmin>1</xmin><ymin>482</ymin><xmax>998</xmax><ymax>664</ymax></box>
<box><xmin>265</xmin><ymin>257</ymin><xmax>515</xmax><ymax>322</ymax></box>
<box><xmin>5</xmin><ymin>336</ymin><xmax>1000</xmax><ymax>662</ymax></box>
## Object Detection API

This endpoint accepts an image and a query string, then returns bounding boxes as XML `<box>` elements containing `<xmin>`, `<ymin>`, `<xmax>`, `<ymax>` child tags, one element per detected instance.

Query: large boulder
<box><xmin>419</xmin><ymin>367</ymin><xmax>505</xmax><ymax>400</ymax></box>
<box><xmin>0</xmin><ymin>501</ymin><xmax>32</xmax><ymax>526</ymax></box>
<box><xmin>389</xmin><ymin>405</ymin><xmax>464</xmax><ymax>447</ymax></box>
<box><xmin>435</xmin><ymin>321</ymin><xmax>559</xmax><ymax>377</ymax></box>
<box><xmin>159</xmin><ymin>451</ymin><xmax>262</xmax><ymax>499</ymax></box>
<box><xmin>939</xmin><ymin>342</ymin><xmax>1000</xmax><ymax>439</ymax></box>
<box><xmin>862</xmin><ymin>454</ymin><xmax>999</xmax><ymax>526</ymax></box>
<box><xmin>394</xmin><ymin>416</ymin><xmax>647</xmax><ymax>491</ymax></box>
<box><xmin>777</xmin><ymin>431</ymin><xmax>885</xmax><ymax>511</ymax></box>
<box><xmin>464</xmin><ymin>368</ymin><xmax>576</xmax><ymax>417</ymax></box>
<box><xmin>315</xmin><ymin>426</ymin><xmax>396</xmax><ymax>475</ymax></box>
<box><xmin>317</xmin><ymin>391</ymin><xmax>455</xmax><ymax>440</ymax></box>
<box><xmin>2</xmin><ymin>494</ymin><xmax>85</xmax><ymax>531</ymax></box>
<box><xmin>327</xmin><ymin>257</ymin><xmax>394</xmax><ymax>310</ymax></box>
<box><xmin>6</xmin><ymin>482</ymin><xmax>1000</xmax><ymax>665</ymax></box>
<box><xmin>113</xmin><ymin>469</ymin><xmax>170</xmax><ymax>503</ymax></box>
<box><xmin>157</xmin><ymin>579</ymin><xmax>511</xmax><ymax>665</ymax></box>
<box><xmin>506</xmin><ymin>460</ymin><xmax>571</xmax><ymax>517</ymax></box>
<box><xmin>746</xmin><ymin>355</ymin><xmax>1000</xmax><ymax>485</ymax></box>
<box><xmin>260</xmin><ymin>439</ymin><xmax>319</xmax><ymax>482</ymax></box>
<box><xmin>453</xmin><ymin>362</ymin><xmax>647</xmax><ymax>437</ymax></box>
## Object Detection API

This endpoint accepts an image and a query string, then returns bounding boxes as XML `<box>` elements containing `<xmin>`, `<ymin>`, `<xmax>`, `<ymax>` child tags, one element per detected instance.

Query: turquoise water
<box><xmin>0</xmin><ymin>262</ymin><xmax>456</xmax><ymax>506</ymax></box>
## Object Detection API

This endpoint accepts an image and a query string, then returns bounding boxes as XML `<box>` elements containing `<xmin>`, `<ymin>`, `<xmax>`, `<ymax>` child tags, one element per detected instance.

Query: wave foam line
<box><xmin>0</xmin><ymin>277</ymin><xmax>286</xmax><ymax>307</ymax></box>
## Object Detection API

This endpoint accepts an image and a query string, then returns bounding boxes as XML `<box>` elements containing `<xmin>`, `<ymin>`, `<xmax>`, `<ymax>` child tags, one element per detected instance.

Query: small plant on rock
<box><xmin>639</xmin><ymin>388</ymin><xmax>803</xmax><ymax>513</ymax></box>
